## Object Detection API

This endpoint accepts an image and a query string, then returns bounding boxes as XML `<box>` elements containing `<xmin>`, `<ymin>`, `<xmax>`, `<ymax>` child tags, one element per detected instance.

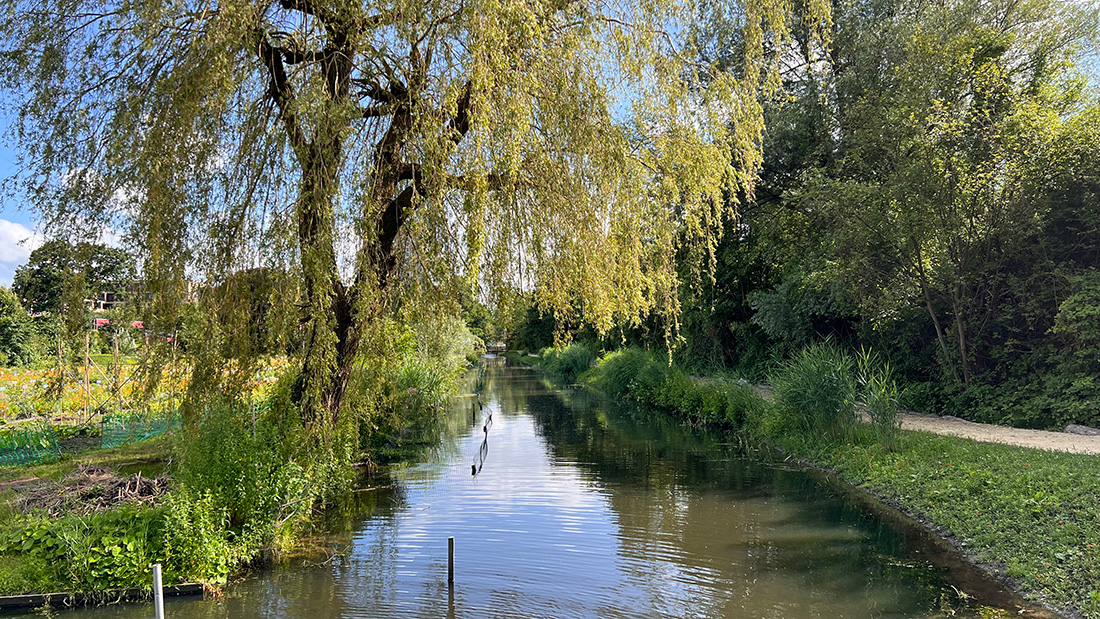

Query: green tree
<box><xmin>12</xmin><ymin>240</ymin><xmax>134</xmax><ymax>315</ymax></box>
<box><xmin>0</xmin><ymin>0</ymin><xmax>829</xmax><ymax>428</ymax></box>
<box><xmin>745</xmin><ymin>0</ymin><xmax>1097</xmax><ymax>382</ymax></box>
<box><xmin>670</xmin><ymin>0</ymin><xmax>1100</xmax><ymax>427</ymax></box>
<box><xmin>0</xmin><ymin>287</ymin><xmax>37</xmax><ymax>366</ymax></box>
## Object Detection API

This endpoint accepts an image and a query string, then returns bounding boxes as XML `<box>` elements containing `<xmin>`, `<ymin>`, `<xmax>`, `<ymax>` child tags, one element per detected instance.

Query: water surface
<box><xmin>13</xmin><ymin>360</ymin><xmax>1017</xmax><ymax>618</ymax></box>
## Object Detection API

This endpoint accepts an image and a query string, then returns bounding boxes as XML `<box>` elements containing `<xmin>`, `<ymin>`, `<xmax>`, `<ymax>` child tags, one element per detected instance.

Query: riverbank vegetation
<box><xmin>0</xmin><ymin>0</ymin><xmax>832</xmax><ymax>597</ymax></box>
<box><xmin>0</xmin><ymin>0</ymin><xmax>1094</xmax><ymax>608</ymax></box>
<box><xmin>536</xmin><ymin>342</ymin><xmax>1100</xmax><ymax>618</ymax></box>
<box><xmin>511</xmin><ymin>0</ymin><xmax>1100</xmax><ymax>433</ymax></box>
<box><xmin>0</xmin><ymin>316</ymin><xmax>481</xmax><ymax>596</ymax></box>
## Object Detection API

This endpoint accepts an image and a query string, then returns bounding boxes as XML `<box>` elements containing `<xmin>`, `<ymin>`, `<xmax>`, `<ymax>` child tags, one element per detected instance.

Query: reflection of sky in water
<box><xmin>338</xmin><ymin>408</ymin><xmax>629</xmax><ymax>618</ymax></box>
<box><xmin>9</xmin><ymin>363</ymin><xmax>1012</xmax><ymax>619</ymax></box>
<box><xmin>328</xmin><ymin>367</ymin><xmax>997</xmax><ymax>619</ymax></box>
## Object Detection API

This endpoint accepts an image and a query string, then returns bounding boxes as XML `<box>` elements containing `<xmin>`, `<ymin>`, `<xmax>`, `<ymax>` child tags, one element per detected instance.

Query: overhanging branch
<box><xmin>255</xmin><ymin>31</ymin><xmax>309</xmax><ymax>161</ymax></box>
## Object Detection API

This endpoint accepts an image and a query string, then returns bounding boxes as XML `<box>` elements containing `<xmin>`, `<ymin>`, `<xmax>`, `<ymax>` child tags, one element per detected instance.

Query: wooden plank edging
<box><xmin>0</xmin><ymin>583</ymin><xmax>204</xmax><ymax>610</ymax></box>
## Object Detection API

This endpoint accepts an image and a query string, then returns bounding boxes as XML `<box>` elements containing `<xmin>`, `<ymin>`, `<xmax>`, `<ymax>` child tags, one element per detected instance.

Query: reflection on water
<box><xmin>9</xmin><ymin>359</ymin><xmax>1015</xmax><ymax>619</ymax></box>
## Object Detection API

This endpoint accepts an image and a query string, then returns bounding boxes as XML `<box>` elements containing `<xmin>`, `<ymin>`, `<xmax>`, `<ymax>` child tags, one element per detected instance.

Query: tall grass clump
<box><xmin>359</xmin><ymin>316</ymin><xmax>483</xmax><ymax>462</ymax></box>
<box><xmin>586</xmin><ymin>348</ymin><xmax>766</xmax><ymax>429</ymax></box>
<box><xmin>539</xmin><ymin>343</ymin><xmax>597</xmax><ymax>383</ymax></box>
<box><xmin>768</xmin><ymin>343</ymin><xmax>857</xmax><ymax>440</ymax></box>
<box><xmin>590</xmin><ymin>347</ymin><xmax>663</xmax><ymax>398</ymax></box>
<box><xmin>856</xmin><ymin>348</ymin><xmax>901</xmax><ymax>443</ymax></box>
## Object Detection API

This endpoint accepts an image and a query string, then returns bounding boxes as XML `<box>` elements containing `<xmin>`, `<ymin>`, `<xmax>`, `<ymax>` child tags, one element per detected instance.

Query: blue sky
<box><xmin>0</xmin><ymin>129</ymin><xmax>42</xmax><ymax>288</ymax></box>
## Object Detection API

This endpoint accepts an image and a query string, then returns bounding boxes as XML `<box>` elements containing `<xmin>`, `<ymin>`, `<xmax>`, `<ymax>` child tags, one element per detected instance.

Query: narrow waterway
<box><xmin>23</xmin><ymin>358</ymin><xmax>1019</xmax><ymax>618</ymax></box>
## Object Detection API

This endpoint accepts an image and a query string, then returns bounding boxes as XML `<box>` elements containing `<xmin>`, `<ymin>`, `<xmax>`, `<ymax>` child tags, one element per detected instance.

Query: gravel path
<box><xmin>898</xmin><ymin>412</ymin><xmax>1100</xmax><ymax>455</ymax></box>
<box><xmin>749</xmin><ymin>383</ymin><xmax>1100</xmax><ymax>454</ymax></box>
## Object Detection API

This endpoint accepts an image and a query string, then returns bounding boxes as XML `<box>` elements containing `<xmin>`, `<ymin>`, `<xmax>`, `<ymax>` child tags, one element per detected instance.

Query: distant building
<box><xmin>88</xmin><ymin>279</ymin><xmax>203</xmax><ymax>312</ymax></box>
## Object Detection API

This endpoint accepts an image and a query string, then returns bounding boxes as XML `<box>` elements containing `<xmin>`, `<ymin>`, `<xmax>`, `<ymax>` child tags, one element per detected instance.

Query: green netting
<box><xmin>101</xmin><ymin>411</ymin><xmax>181</xmax><ymax>449</ymax></box>
<box><xmin>0</xmin><ymin>423</ymin><xmax>61</xmax><ymax>467</ymax></box>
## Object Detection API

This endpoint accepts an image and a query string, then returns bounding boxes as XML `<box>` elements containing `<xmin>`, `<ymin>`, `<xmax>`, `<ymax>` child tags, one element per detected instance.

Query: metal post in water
<box><xmin>448</xmin><ymin>537</ymin><xmax>455</xmax><ymax>586</ymax></box>
<box><xmin>152</xmin><ymin>563</ymin><xmax>165</xmax><ymax>619</ymax></box>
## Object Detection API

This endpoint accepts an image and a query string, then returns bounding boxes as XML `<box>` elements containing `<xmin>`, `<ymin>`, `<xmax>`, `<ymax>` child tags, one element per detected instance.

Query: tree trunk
<box><xmin>295</xmin><ymin>134</ymin><xmax>357</xmax><ymax>426</ymax></box>
<box><xmin>912</xmin><ymin>244</ymin><xmax>962</xmax><ymax>385</ymax></box>
<box><xmin>951</xmin><ymin>285</ymin><xmax>972</xmax><ymax>387</ymax></box>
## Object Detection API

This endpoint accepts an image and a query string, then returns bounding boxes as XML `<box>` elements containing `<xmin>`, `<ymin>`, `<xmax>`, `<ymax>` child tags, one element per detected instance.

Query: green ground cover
<box><xmin>0</xmin><ymin>322</ymin><xmax>480</xmax><ymax>600</ymax></box>
<box><xmin>542</xmin><ymin>344</ymin><xmax>1100</xmax><ymax>619</ymax></box>
<box><xmin>783</xmin><ymin>430</ymin><xmax>1100</xmax><ymax>617</ymax></box>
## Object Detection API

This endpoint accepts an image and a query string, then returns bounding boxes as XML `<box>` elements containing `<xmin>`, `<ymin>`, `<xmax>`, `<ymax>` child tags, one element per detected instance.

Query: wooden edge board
<box><xmin>0</xmin><ymin>583</ymin><xmax>204</xmax><ymax>610</ymax></box>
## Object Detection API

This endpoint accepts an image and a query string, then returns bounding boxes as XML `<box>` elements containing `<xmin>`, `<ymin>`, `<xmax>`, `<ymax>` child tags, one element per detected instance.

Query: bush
<box><xmin>769</xmin><ymin>343</ymin><xmax>856</xmax><ymax>440</ymax></box>
<box><xmin>161</xmin><ymin>491</ymin><xmax>232</xmax><ymax>584</ymax></box>
<box><xmin>175</xmin><ymin>396</ymin><xmax>313</xmax><ymax>554</ymax></box>
<box><xmin>0</xmin><ymin>502</ymin><xmax>230</xmax><ymax>594</ymax></box>
<box><xmin>589</xmin><ymin>347</ymin><xmax>655</xmax><ymax>397</ymax></box>
<box><xmin>358</xmin><ymin>316</ymin><xmax>483</xmax><ymax>463</ymax></box>
<box><xmin>539</xmin><ymin>343</ymin><xmax>597</xmax><ymax>383</ymax></box>
<box><xmin>724</xmin><ymin>380</ymin><xmax>767</xmax><ymax>428</ymax></box>
<box><xmin>588</xmin><ymin>347</ymin><xmax>766</xmax><ymax>429</ymax></box>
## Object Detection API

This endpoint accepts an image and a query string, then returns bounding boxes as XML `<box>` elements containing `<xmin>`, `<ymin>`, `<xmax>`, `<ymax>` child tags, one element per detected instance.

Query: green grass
<box><xmin>0</xmin><ymin>436</ymin><xmax>170</xmax><ymax>485</ymax></box>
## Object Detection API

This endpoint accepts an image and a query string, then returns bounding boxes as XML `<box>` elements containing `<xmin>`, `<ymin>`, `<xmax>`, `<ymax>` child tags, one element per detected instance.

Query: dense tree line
<box><xmin>511</xmin><ymin>0</ymin><xmax>1100</xmax><ymax>430</ymax></box>
<box><xmin>672</xmin><ymin>0</ymin><xmax>1100</xmax><ymax>428</ymax></box>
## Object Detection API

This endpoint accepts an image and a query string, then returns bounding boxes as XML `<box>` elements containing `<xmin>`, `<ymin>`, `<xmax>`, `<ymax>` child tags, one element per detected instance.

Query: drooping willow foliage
<box><xmin>0</xmin><ymin>0</ymin><xmax>830</xmax><ymax>431</ymax></box>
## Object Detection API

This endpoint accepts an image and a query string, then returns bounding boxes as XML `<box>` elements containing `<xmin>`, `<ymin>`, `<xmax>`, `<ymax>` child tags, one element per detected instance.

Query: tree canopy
<box><xmin>644</xmin><ymin>0</ymin><xmax>1100</xmax><ymax>428</ymax></box>
<box><xmin>0</xmin><ymin>0</ymin><xmax>829</xmax><ymax>424</ymax></box>
<box><xmin>0</xmin><ymin>286</ymin><xmax>37</xmax><ymax>365</ymax></box>
<box><xmin>12</xmin><ymin>239</ymin><xmax>134</xmax><ymax>315</ymax></box>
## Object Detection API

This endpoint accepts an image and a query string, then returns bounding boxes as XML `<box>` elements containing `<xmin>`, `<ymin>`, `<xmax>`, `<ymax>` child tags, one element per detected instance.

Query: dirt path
<box><xmin>898</xmin><ymin>412</ymin><xmax>1100</xmax><ymax>455</ymax></box>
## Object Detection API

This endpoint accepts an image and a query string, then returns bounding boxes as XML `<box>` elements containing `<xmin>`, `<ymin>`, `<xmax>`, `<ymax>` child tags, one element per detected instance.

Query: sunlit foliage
<box><xmin>0</xmin><ymin>0</ymin><xmax>829</xmax><ymax>426</ymax></box>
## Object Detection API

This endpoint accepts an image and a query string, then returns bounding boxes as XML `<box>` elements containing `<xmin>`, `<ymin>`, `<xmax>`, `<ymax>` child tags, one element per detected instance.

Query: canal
<box><xmin>20</xmin><ymin>358</ymin><xmax>1019</xmax><ymax>618</ymax></box>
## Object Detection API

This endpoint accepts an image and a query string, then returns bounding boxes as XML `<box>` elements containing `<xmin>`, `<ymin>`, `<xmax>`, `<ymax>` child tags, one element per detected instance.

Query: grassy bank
<box><xmin>801</xmin><ymin>430</ymin><xmax>1100</xmax><ymax>616</ymax></box>
<box><xmin>540</xmin><ymin>344</ymin><xmax>1100</xmax><ymax>619</ymax></box>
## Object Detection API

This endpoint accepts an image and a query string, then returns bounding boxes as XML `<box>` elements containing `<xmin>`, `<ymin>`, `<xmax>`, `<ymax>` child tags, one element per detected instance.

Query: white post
<box><xmin>152</xmin><ymin>563</ymin><xmax>165</xmax><ymax>619</ymax></box>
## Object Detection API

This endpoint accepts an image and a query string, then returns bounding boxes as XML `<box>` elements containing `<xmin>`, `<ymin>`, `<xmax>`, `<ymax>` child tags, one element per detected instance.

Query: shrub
<box><xmin>588</xmin><ymin>347</ymin><xmax>765</xmax><ymax>429</ymax></box>
<box><xmin>539</xmin><ymin>343</ymin><xmax>597</xmax><ymax>383</ymax></box>
<box><xmin>0</xmin><ymin>506</ymin><xmax>177</xmax><ymax>594</ymax></box>
<box><xmin>651</xmin><ymin>366</ymin><xmax>693</xmax><ymax>409</ymax></box>
<box><xmin>175</xmin><ymin>397</ymin><xmax>313</xmax><ymax>552</ymax></box>
<box><xmin>769</xmin><ymin>343</ymin><xmax>856</xmax><ymax>440</ymax></box>
<box><xmin>359</xmin><ymin>317</ymin><xmax>482</xmax><ymax>460</ymax></box>
<box><xmin>724</xmin><ymin>381</ymin><xmax>766</xmax><ymax>428</ymax></box>
<box><xmin>161</xmin><ymin>491</ymin><xmax>232</xmax><ymax>584</ymax></box>
<box><xmin>590</xmin><ymin>348</ymin><xmax>657</xmax><ymax>397</ymax></box>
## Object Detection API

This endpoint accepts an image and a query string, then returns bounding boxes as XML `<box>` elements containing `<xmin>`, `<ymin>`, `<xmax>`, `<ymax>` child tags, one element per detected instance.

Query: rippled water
<box><xmin>10</xmin><ymin>359</ymin><xmax>1021</xmax><ymax>618</ymax></box>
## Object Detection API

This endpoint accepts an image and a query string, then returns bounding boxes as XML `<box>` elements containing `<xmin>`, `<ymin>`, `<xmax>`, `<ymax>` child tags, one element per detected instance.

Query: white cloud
<box><xmin>0</xmin><ymin>219</ymin><xmax>43</xmax><ymax>287</ymax></box>
<box><xmin>96</xmin><ymin>226</ymin><xmax>123</xmax><ymax>248</ymax></box>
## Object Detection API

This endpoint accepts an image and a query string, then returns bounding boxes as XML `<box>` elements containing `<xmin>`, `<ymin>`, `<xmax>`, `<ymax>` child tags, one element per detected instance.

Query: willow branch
<box><xmin>255</xmin><ymin>33</ymin><xmax>309</xmax><ymax>162</ymax></box>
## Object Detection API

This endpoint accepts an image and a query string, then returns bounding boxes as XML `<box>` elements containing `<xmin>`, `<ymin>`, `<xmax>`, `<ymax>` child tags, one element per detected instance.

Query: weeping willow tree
<box><xmin>0</xmin><ymin>0</ymin><xmax>829</xmax><ymax>430</ymax></box>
